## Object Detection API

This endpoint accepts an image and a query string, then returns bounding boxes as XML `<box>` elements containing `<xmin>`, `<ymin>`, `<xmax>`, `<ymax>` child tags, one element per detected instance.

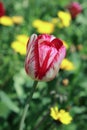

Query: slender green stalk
<box><xmin>34</xmin><ymin>111</ymin><xmax>49</xmax><ymax>130</ymax></box>
<box><xmin>19</xmin><ymin>81</ymin><xmax>38</xmax><ymax>130</ymax></box>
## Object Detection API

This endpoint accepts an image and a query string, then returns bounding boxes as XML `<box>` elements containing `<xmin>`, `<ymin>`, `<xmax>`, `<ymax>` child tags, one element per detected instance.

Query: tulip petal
<box><xmin>25</xmin><ymin>34</ymin><xmax>66</xmax><ymax>81</ymax></box>
<box><xmin>25</xmin><ymin>34</ymin><xmax>38</xmax><ymax>78</ymax></box>
<box><xmin>27</xmin><ymin>34</ymin><xmax>37</xmax><ymax>53</ymax></box>
<box><xmin>51</xmin><ymin>38</ymin><xmax>63</xmax><ymax>50</ymax></box>
<box><xmin>37</xmin><ymin>41</ymin><xmax>59</xmax><ymax>80</ymax></box>
<box><xmin>38</xmin><ymin>34</ymin><xmax>55</xmax><ymax>42</ymax></box>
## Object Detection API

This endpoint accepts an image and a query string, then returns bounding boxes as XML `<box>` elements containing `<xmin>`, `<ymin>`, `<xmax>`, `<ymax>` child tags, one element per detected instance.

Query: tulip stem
<box><xmin>19</xmin><ymin>81</ymin><xmax>38</xmax><ymax>130</ymax></box>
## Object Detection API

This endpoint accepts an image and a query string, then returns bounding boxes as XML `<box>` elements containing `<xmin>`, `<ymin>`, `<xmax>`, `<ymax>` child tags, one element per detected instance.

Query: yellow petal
<box><xmin>62</xmin><ymin>40</ymin><xmax>69</xmax><ymax>49</ymax></box>
<box><xmin>57</xmin><ymin>11</ymin><xmax>71</xmax><ymax>27</ymax></box>
<box><xmin>50</xmin><ymin>106</ymin><xmax>72</xmax><ymax>125</ymax></box>
<box><xmin>60</xmin><ymin>58</ymin><xmax>75</xmax><ymax>71</ymax></box>
<box><xmin>59</xmin><ymin>110</ymin><xmax>72</xmax><ymax>124</ymax></box>
<box><xmin>32</xmin><ymin>19</ymin><xmax>42</xmax><ymax>27</ymax></box>
<box><xmin>16</xmin><ymin>34</ymin><xmax>29</xmax><ymax>44</ymax></box>
<box><xmin>51</xmin><ymin>18</ymin><xmax>59</xmax><ymax>24</ymax></box>
<box><xmin>11</xmin><ymin>41</ymin><xmax>27</xmax><ymax>55</ymax></box>
<box><xmin>50</xmin><ymin>106</ymin><xmax>59</xmax><ymax>120</ymax></box>
<box><xmin>32</xmin><ymin>19</ymin><xmax>54</xmax><ymax>34</ymax></box>
<box><xmin>0</xmin><ymin>16</ymin><xmax>13</xmax><ymax>26</ymax></box>
<box><xmin>12</xmin><ymin>16</ymin><xmax>24</xmax><ymax>24</ymax></box>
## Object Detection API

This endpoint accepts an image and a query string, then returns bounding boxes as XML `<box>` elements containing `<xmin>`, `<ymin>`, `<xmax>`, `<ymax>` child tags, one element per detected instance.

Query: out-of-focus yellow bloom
<box><xmin>62</xmin><ymin>40</ymin><xmax>69</xmax><ymax>49</ymax></box>
<box><xmin>57</xmin><ymin>11</ymin><xmax>71</xmax><ymax>27</ymax></box>
<box><xmin>60</xmin><ymin>58</ymin><xmax>75</xmax><ymax>71</ymax></box>
<box><xmin>11</xmin><ymin>41</ymin><xmax>26</xmax><ymax>55</ymax></box>
<box><xmin>50</xmin><ymin>106</ymin><xmax>72</xmax><ymax>125</ymax></box>
<box><xmin>51</xmin><ymin>18</ymin><xmax>59</xmax><ymax>24</ymax></box>
<box><xmin>16</xmin><ymin>35</ymin><xmax>28</xmax><ymax>43</ymax></box>
<box><xmin>58</xmin><ymin>109</ymin><xmax>72</xmax><ymax>124</ymax></box>
<box><xmin>0</xmin><ymin>16</ymin><xmax>13</xmax><ymax>26</ymax></box>
<box><xmin>11</xmin><ymin>34</ymin><xmax>29</xmax><ymax>55</ymax></box>
<box><xmin>32</xmin><ymin>19</ymin><xmax>54</xmax><ymax>34</ymax></box>
<box><xmin>50</xmin><ymin>106</ymin><xmax>59</xmax><ymax>120</ymax></box>
<box><xmin>12</xmin><ymin>16</ymin><xmax>24</xmax><ymax>24</ymax></box>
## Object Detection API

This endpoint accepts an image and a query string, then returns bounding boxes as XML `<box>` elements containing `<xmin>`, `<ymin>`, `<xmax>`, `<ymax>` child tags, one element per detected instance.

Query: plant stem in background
<box><xmin>33</xmin><ymin>111</ymin><xmax>49</xmax><ymax>130</ymax></box>
<box><xmin>19</xmin><ymin>81</ymin><xmax>38</xmax><ymax>130</ymax></box>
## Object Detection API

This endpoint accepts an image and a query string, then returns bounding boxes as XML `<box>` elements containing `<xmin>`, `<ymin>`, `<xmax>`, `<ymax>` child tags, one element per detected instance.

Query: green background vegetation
<box><xmin>0</xmin><ymin>0</ymin><xmax>87</xmax><ymax>130</ymax></box>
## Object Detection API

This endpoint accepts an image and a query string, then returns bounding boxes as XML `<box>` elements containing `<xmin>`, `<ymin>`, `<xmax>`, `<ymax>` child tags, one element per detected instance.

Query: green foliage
<box><xmin>0</xmin><ymin>0</ymin><xmax>87</xmax><ymax>130</ymax></box>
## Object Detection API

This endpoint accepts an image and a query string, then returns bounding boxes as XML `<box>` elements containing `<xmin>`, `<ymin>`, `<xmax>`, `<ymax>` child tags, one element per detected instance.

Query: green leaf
<box><xmin>0</xmin><ymin>91</ymin><xmax>19</xmax><ymax>113</ymax></box>
<box><xmin>38</xmin><ymin>82</ymin><xmax>47</xmax><ymax>90</ymax></box>
<box><xmin>0</xmin><ymin>102</ymin><xmax>10</xmax><ymax>118</ymax></box>
<box><xmin>79</xmin><ymin>79</ymin><xmax>87</xmax><ymax>89</ymax></box>
<box><xmin>63</xmin><ymin>123</ymin><xmax>77</xmax><ymax>130</ymax></box>
<box><xmin>71</xmin><ymin>106</ymin><xmax>86</xmax><ymax>114</ymax></box>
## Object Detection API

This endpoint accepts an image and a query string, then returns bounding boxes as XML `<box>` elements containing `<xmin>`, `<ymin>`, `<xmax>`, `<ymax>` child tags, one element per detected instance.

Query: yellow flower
<box><xmin>62</xmin><ymin>40</ymin><xmax>69</xmax><ymax>49</ymax></box>
<box><xmin>32</xmin><ymin>19</ymin><xmax>54</xmax><ymax>34</ymax></box>
<box><xmin>50</xmin><ymin>106</ymin><xmax>72</xmax><ymax>125</ymax></box>
<box><xmin>51</xmin><ymin>18</ymin><xmax>59</xmax><ymax>24</ymax></box>
<box><xmin>16</xmin><ymin>35</ymin><xmax>28</xmax><ymax>43</ymax></box>
<box><xmin>50</xmin><ymin>106</ymin><xmax>59</xmax><ymax>120</ymax></box>
<box><xmin>12</xmin><ymin>16</ymin><xmax>24</xmax><ymax>24</ymax></box>
<box><xmin>11</xmin><ymin>34</ymin><xmax>29</xmax><ymax>55</ymax></box>
<box><xmin>11</xmin><ymin>41</ymin><xmax>26</xmax><ymax>55</ymax></box>
<box><xmin>58</xmin><ymin>109</ymin><xmax>72</xmax><ymax>124</ymax></box>
<box><xmin>0</xmin><ymin>16</ymin><xmax>13</xmax><ymax>26</ymax></box>
<box><xmin>57</xmin><ymin>11</ymin><xmax>71</xmax><ymax>27</ymax></box>
<box><xmin>60</xmin><ymin>58</ymin><xmax>75</xmax><ymax>71</ymax></box>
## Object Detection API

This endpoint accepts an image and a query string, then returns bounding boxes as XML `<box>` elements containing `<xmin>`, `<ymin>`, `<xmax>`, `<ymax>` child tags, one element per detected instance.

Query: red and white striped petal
<box><xmin>25</xmin><ymin>34</ymin><xmax>66</xmax><ymax>81</ymax></box>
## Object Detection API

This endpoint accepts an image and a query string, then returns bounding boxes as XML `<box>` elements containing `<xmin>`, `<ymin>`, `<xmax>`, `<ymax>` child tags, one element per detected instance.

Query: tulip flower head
<box><xmin>25</xmin><ymin>34</ymin><xmax>66</xmax><ymax>81</ymax></box>
<box><xmin>67</xmin><ymin>2</ymin><xmax>82</xmax><ymax>19</ymax></box>
<box><xmin>0</xmin><ymin>2</ymin><xmax>5</xmax><ymax>17</ymax></box>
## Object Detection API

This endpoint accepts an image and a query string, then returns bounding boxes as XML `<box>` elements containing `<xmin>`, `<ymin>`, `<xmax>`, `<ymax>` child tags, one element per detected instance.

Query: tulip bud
<box><xmin>67</xmin><ymin>2</ymin><xmax>82</xmax><ymax>19</ymax></box>
<box><xmin>25</xmin><ymin>34</ymin><xmax>66</xmax><ymax>81</ymax></box>
<box><xmin>0</xmin><ymin>2</ymin><xmax>5</xmax><ymax>17</ymax></box>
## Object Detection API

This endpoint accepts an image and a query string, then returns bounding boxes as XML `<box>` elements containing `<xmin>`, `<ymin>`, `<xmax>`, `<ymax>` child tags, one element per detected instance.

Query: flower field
<box><xmin>0</xmin><ymin>0</ymin><xmax>87</xmax><ymax>130</ymax></box>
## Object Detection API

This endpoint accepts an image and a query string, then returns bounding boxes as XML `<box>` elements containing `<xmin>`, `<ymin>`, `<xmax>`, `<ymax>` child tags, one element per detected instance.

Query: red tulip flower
<box><xmin>67</xmin><ymin>2</ymin><xmax>82</xmax><ymax>19</ymax></box>
<box><xmin>25</xmin><ymin>34</ymin><xmax>66</xmax><ymax>81</ymax></box>
<box><xmin>0</xmin><ymin>2</ymin><xmax>5</xmax><ymax>17</ymax></box>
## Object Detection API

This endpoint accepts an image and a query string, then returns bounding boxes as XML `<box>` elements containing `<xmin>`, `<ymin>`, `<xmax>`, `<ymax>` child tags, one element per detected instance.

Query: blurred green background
<box><xmin>0</xmin><ymin>0</ymin><xmax>87</xmax><ymax>130</ymax></box>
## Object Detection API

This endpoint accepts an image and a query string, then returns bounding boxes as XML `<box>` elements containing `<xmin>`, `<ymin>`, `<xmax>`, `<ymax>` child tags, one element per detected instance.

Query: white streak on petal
<box><xmin>43</xmin><ymin>34</ymin><xmax>55</xmax><ymax>42</ymax></box>
<box><xmin>58</xmin><ymin>46</ymin><xmax>66</xmax><ymax>65</ymax></box>
<box><xmin>45</xmin><ymin>68</ymin><xmax>55</xmax><ymax>79</ymax></box>
<box><xmin>26</xmin><ymin>34</ymin><xmax>37</xmax><ymax>79</ymax></box>
<box><xmin>38</xmin><ymin>39</ymin><xmax>45</xmax><ymax>45</ymax></box>
<box><xmin>39</xmin><ymin>45</ymin><xmax>50</xmax><ymax>67</ymax></box>
<box><xmin>50</xmin><ymin>35</ymin><xmax>55</xmax><ymax>41</ymax></box>
<box><xmin>42</xmin><ymin>59</ymin><xmax>59</xmax><ymax>81</ymax></box>
<box><xmin>46</xmin><ymin>47</ymin><xmax>57</xmax><ymax>68</ymax></box>
<box><xmin>42</xmin><ymin>67</ymin><xmax>56</xmax><ymax>81</ymax></box>
<box><xmin>41</xmin><ymin>46</ymin><xmax>66</xmax><ymax>81</ymax></box>
<box><xmin>27</xmin><ymin>46</ymin><xmax>36</xmax><ymax>78</ymax></box>
<box><xmin>27</xmin><ymin>34</ymin><xmax>37</xmax><ymax>53</ymax></box>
